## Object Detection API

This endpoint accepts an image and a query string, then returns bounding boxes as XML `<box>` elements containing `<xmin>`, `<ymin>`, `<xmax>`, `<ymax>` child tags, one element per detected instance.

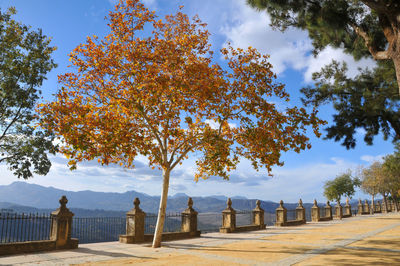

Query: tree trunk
<box><xmin>392</xmin><ymin>56</ymin><xmax>400</xmax><ymax>95</ymax></box>
<box><xmin>152</xmin><ymin>168</ymin><xmax>171</xmax><ymax>248</ymax></box>
<box><xmin>392</xmin><ymin>194</ymin><xmax>399</xmax><ymax>212</ymax></box>
<box><xmin>371</xmin><ymin>194</ymin><xmax>375</xmax><ymax>214</ymax></box>
<box><xmin>383</xmin><ymin>193</ymin><xmax>388</xmax><ymax>213</ymax></box>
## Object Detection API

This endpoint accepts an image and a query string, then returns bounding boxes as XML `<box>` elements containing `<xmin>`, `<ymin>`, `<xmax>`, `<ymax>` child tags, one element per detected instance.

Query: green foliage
<box><xmin>0</xmin><ymin>7</ymin><xmax>57</xmax><ymax>179</ymax></box>
<box><xmin>247</xmin><ymin>0</ymin><xmax>400</xmax><ymax>148</ymax></box>
<box><xmin>301</xmin><ymin>60</ymin><xmax>399</xmax><ymax>148</ymax></box>
<box><xmin>359</xmin><ymin>161</ymin><xmax>384</xmax><ymax>196</ymax></box>
<box><xmin>247</xmin><ymin>0</ymin><xmax>386</xmax><ymax>58</ymax></box>
<box><xmin>382</xmin><ymin>145</ymin><xmax>400</xmax><ymax>197</ymax></box>
<box><xmin>323</xmin><ymin>172</ymin><xmax>359</xmax><ymax>202</ymax></box>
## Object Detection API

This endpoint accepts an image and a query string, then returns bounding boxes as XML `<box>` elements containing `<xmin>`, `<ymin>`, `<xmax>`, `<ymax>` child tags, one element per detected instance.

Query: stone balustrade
<box><xmin>219</xmin><ymin>198</ymin><xmax>265</xmax><ymax>233</ymax></box>
<box><xmin>0</xmin><ymin>196</ymin><xmax>78</xmax><ymax>256</ymax></box>
<box><xmin>119</xmin><ymin>197</ymin><xmax>200</xmax><ymax>244</ymax></box>
<box><xmin>275</xmin><ymin>199</ymin><xmax>306</xmax><ymax>226</ymax></box>
<box><xmin>311</xmin><ymin>200</ymin><xmax>333</xmax><ymax>222</ymax></box>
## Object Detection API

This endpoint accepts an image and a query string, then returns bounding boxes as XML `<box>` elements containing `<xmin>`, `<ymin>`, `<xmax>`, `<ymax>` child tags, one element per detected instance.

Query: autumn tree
<box><xmin>247</xmin><ymin>0</ymin><xmax>400</xmax><ymax>148</ymax></box>
<box><xmin>0</xmin><ymin>7</ymin><xmax>58</xmax><ymax>179</ymax></box>
<box><xmin>39</xmin><ymin>0</ymin><xmax>324</xmax><ymax>248</ymax></box>
<box><xmin>359</xmin><ymin>162</ymin><xmax>385</xmax><ymax>213</ymax></box>
<box><xmin>323</xmin><ymin>172</ymin><xmax>360</xmax><ymax>203</ymax></box>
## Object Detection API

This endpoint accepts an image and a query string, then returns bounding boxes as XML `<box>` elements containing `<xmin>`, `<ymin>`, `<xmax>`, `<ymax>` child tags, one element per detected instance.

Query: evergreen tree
<box><xmin>248</xmin><ymin>0</ymin><xmax>400</xmax><ymax>147</ymax></box>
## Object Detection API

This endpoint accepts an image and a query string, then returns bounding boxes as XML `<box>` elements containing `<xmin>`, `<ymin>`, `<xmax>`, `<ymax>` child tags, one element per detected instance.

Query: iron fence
<box><xmin>305</xmin><ymin>208</ymin><xmax>312</xmax><ymax>221</ymax></box>
<box><xmin>198</xmin><ymin>212</ymin><xmax>221</xmax><ymax>232</ymax></box>
<box><xmin>286</xmin><ymin>209</ymin><xmax>296</xmax><ymax>221</ymax></box>
<box><xmin>264</xmin><ymin>212</ymin><xmax>276</xmax><ymax>226</ymax></box>
<box><xmin>71</xmin><ymin>217</ymin><xmax>125</xmax><ymax>244</ymax></box>
<box><xmin>144</xmin><ymin>213</ymin><xmax>182</xmax><ymax>235</ymax></box>
<box><xmin>236</xmin><ymin>210</ymin><xmax>252</xmax><ymax>226</ymax></box>
<box><xmin>0</xmin><ymin>213</ymin><xmax>52</xmax><ymax>244</ymax></box>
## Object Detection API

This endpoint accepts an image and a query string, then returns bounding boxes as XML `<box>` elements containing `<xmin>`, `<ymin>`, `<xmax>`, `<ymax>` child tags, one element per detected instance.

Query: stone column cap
<box><xmin>276</xmin><ymin>200</ymin><xmax>287</xmax><ymax>211</ymax></box>
<box><xmin>51</xmin><ymin>195</ymin><xmax>74</xmax><ymax>217</ymax></box>
<box><xmin>182</xmin><ymin>197</ymin><xmax>198</xmax><ymax>215</ymax></box>
<box><xmin>127</xmin><ymin>197</ymin><xmax>145</xmax><ymax>215</ymax></box>
<box><xmin>253</xmin><ymin>200</ymin><xmax>264</xmax><ymax>212</ymax></box>
<box><xmin>312</xmin><ymin>199</ymin><xmax>319</xmax><ymax>209</ymax></box>
<box><xmin>222</xmin><ymin>198</ymin><xmax>236</xmax><ymax>213</ymax></box>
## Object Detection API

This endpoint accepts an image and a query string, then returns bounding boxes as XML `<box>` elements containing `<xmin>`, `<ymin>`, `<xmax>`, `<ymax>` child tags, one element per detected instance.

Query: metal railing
<box><xmin>264</xmin><ymin>212</ymin><xmax>276</xmax><ymax>226</ymax></box>
<box><xmin>198</xmin><ymin>212</ymin><xmax>222</xmax><ymax>232</ymax></box>
<box><xmin>0</xmin><ymin>213</ymin><xmax>52</xmax><ymax>244</ymax></box>
<box><xmin>236</xmin><ymin>210</ymin><xmax>253</xmax><ymax>226</ymax></box>
<box><xmin>144</xmin><ymin>213</ymin><xmax>182</xmax><ymax>235</ymax></box>
<box><xmin>71</xmin><ymin>217</ymin><xmax>125</xmax><ymax>244</ymax></box>
<box><xmin>286</xmin><ymin>209</ymin><xmax>296</xmax><ymax>221</ymax></box>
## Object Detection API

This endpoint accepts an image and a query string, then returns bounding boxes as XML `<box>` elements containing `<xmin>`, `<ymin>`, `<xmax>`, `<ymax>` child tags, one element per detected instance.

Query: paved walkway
<box><xmin>1</xmin><ymin>213</ymin><xmax>400</xmax><ymax>265</ymax></box>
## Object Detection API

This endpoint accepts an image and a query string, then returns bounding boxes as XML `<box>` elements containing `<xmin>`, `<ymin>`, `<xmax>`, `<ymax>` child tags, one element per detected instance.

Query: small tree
<box><xmin>382</xmin><ymin>146</ymin><xmax>400</xmax><ymax>211</ymax></box>
<box><xmin>39</xmin><ymin>0</ymin><xmax>324</xmax><ymax>248</ymax></box>
<box><xmin>0</xmin><ymin>7</ymin><xmax>57</xmax><ymax>179</ymax></box>
<box><xmin>324</xmin><ymin>172</ymin><xmax>359</xmax><ymax>203</ymax></box>
<box><xmin>359</xmin><ymin>162</ymin><xmax>385</xmax><ymax>212</ymax></box>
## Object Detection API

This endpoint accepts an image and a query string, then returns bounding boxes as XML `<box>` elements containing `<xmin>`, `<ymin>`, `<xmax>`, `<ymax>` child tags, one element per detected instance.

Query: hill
<box><xmin>0</xmin><ymin>182</ymin><xmax>314</xmax><ymax>215</ymax></box>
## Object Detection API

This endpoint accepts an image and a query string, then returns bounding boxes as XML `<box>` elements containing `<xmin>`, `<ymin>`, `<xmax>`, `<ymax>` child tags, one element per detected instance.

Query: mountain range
<box><xmin>0</xmin><ymin>181</ymin><xmax>322</xmax><ymax>216</ymax></box>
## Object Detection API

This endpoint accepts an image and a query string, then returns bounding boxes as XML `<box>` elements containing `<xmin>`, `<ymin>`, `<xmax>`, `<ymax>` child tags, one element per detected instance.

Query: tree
<box><xmin>323</xmin><ymin>172</ymin><xmax>360</xmax><ymax>203</ymax></box>
<box><xmin>247</xmin><ymin>0</ymin><xmax>400</xmax><ymax>148</ymax></box>
<box><xmin>0</xmin><ymin>7</ymin><xmax>58</xmax><ymax>179</ymax></box>
<box><xmin>38</xmin><ymin>0</ymin><xmax>324</xmax><ymax>248</ymax></box>
<box><xmin>359</xmin><ymin>161</ymin><xmax>385</xmax><ymax>213</ymax></box>
<box><xmin>382</xmin><ymin>145</ymin><xmax>400</xmax><ymax>211</ymax></box>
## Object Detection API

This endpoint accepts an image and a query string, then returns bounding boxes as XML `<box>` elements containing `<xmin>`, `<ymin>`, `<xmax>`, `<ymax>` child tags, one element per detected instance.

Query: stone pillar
<box><xmin>364</xmin><ymin>200</ymin><xmax>370</xmax><ymax>214</ymax></box>
<box><xmin>252</xmin><ymin>200</ymin><xmax>265</xmax><ymax>228</ymax></box>
<box><xmin>296</xmin><ymin>199</ymin><xmax>306</xmax><ymax>223</ymax></box>
<box><xmin>325</xmin><ymin>201</ymin><xmax>333</xmax><ymax>220</ymax></box>
<box><xmin>50</xmin><ymin>196</ymin><xmax>78</xmax><ymax>249</ymax></box>
<box><xmin>275</xmin><ymin>200</ymin><xmax>287</xmax><ymax>226</ymax></box>
<box><xmin>181</xmin><ymin>197</ymin><xmax>198</xmax><ymax>236</ymax></box>
<box><xmin>344</xmin><ymin>198</ymin><xmax>352</xmax><ymax>216</ymax></box>
<box><xmin>311</xmin><ymin>199</ymin><xmax>320</xmax><ymax>222</ymax></box>
<box><xmin>119</xmin><ymin>197</ymin><xmax>145</xmax><ymax>243</ymax></box>
<box><xmin>220</xmin><ymin>198</ymin><xmax>236</xmax><ymax>233</ymax></box>
<box><xmin>335</xmin><ymin>201</ymin><xmax>343</xmax><ymax>219</ymax></box>
<box><xmin>358</xmin><ymin>199</ymin><xmax>363</xmax><ymax>215</ymax></box>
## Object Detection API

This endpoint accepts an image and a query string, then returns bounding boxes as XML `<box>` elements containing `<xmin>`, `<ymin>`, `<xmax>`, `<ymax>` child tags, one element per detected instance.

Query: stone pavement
<box><xmin>1</xmin><ymin>213</ymin><xmax>400</xmax><ymax>265</ymax></box>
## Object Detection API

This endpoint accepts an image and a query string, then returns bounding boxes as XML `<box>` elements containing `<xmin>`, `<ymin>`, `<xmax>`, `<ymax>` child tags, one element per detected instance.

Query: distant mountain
<box><xmin>0</xmin><ymin>182</ymin><xmax>313</xmax><ymax>214</ymax></box>
<box><xmin>171</xmin><ymin>192</ymin><xmax>189</xmax><ymax>198</ymax></box>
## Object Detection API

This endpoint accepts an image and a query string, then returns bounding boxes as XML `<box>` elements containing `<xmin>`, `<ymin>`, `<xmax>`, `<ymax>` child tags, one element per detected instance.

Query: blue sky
<box><xmin>0</xmin><ymin>0</ymin><xmax>395</xmax><ymax>203</ymax></box>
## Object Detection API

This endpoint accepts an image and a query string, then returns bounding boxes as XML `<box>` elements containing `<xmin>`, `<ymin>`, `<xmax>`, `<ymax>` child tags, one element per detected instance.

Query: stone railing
<box><xmin>119</xmin><ymin>197</ymin><xmax>200</xmax><ymax>244</ymax></box>
<box><xmin>219</xmin><ymin>198</ymin><xmax>265</xmax><ymax>233</ymax></box>
<box><xmin>275</xmin><ymin>199</ymin><xmax>306</xmax><ymax>226</ymax></box>
<box><xmin>0</xmin><ymin>196</ymin><xmax>78</xmax><ymax>256</ymax></box>
<box><xmin>311</xmin><ymin>200</ymin><xmax>333</xmax><ymax>222</ymax></box>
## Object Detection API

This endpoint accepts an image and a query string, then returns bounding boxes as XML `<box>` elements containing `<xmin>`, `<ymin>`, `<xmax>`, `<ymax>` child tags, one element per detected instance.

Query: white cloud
<box><xmin>360</xmin><ymin>154</ymin><xmax>384</xmax><ymax>163</ymax></box>
<box><xmin>304</xmin><ymin>46</ymin><xmax>376</xmax><ymax>83</ymax></box>
<box><xmin>219</xmin><ymin>0</ymin><xmax>311</xmax><ymax>75</ymax></box>
<box><xmin>216</xmin><ymin>0</ymin><xmax>376</xmax><ymax>84</ymax></box>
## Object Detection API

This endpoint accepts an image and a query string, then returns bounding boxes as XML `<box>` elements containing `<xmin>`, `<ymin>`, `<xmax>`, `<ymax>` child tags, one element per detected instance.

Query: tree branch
<box><xmin>351</xmin><ymin>24</ymin><xmax>391</xmax><ymax>60</ymax></box>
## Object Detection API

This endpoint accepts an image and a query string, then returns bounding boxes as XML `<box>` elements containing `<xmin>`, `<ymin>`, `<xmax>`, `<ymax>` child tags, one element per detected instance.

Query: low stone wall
<box><xmin>220</xmin><ymin>224</ymin><xmax>264</xmax><ymax>233</ymax></box>
<box><xmin>276</xmin><ymin>219</ymin><xmax>305</xmax><ymax>227</ymax></box>
<box><xmin>319</xmin><ymin>216</ymin><xmax>333</xmax><ymax>222</ymax></box>
<box><xmin>120</xmin><ymin>231</ymin><xmax>201</xmax><ymax>244</ymax></box>
<box><xmin>0</xmin><ymin>240</ymin><xmax>56</xmax><ymax>256</ymax></box>
<box><xmin>0</xmin><ymin>239</ymin><xmax>79</xmax><ymax>256</ymax></box>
